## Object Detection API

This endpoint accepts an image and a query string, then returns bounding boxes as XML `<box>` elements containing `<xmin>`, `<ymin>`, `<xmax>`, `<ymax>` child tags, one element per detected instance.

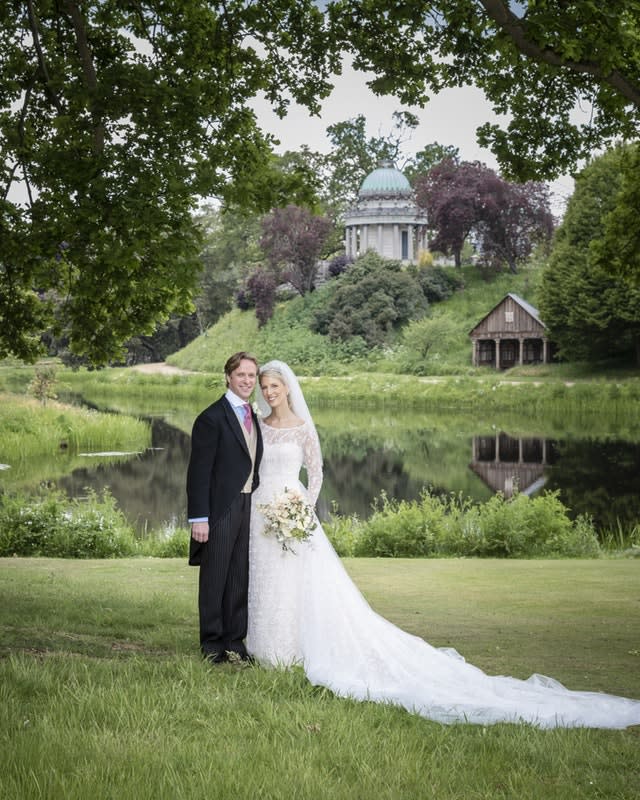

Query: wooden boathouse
<box><xmin>469</xmin><ymin>293</ymin><xmax>551</xmax><ymax>369</ymax></box>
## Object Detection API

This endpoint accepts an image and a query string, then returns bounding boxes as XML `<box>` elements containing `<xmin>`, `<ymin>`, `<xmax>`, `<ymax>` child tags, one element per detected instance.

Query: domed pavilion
<box><xmin>344</xmin><ymin>161</ymin><xmax>428</xmax><ymax>264</ymax></box>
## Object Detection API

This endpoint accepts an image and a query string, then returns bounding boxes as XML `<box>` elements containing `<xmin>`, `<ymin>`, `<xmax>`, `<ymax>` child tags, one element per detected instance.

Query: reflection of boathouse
<box><xmin>470</xmin><ymin>432</ymin><xmax>557</xmax><ymax>497</ymax></box>
<box><xmin>469</xmin><ymin>293</ymin><xmax>551</xmax><ymax>369</ymax></box>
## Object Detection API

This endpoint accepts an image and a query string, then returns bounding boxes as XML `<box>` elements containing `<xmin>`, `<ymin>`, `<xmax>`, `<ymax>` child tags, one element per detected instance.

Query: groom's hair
<box><xmin>224</xmin><ymin>351</ymin><xmax>259</xmax><ymax>385</ymax></box>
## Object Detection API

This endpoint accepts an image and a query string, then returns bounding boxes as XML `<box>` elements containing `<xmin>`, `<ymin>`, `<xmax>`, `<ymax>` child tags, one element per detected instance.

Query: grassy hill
<box><xmin>167</xmin><ymin>263</ymin><xmax>542</xmax><ymax>376</ymax></box>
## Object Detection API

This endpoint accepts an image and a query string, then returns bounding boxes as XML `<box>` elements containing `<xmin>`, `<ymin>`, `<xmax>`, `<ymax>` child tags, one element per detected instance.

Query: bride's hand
<box><xmin>191</xmin><ymin>521</ymin><xmax>209</xmax><ymax>542</ymax></box>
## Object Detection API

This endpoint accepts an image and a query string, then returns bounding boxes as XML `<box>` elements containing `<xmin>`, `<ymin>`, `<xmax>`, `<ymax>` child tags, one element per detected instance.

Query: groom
<box><xmin>186</xmin><ymin>351</ymin><xmax>263</xmax><ymax>662</ymax></box>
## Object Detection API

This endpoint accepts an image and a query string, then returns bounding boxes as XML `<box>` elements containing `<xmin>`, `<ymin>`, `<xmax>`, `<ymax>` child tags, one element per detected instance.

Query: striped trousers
<box><xmin>198</xmin><ymin>493</ymin><xmax>251</xmax><ymax>652</ymax></box>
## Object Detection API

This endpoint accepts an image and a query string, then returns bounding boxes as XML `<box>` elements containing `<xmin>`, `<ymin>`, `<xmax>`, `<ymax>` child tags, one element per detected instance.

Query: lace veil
<box><xmin>257</xmin><ymin>360</ymin><xmax>322</xmax><ymax>458</ymax></box>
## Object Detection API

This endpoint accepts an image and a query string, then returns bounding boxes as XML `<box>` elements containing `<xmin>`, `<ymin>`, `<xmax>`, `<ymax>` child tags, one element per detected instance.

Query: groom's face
<box><xmin>227</xmin><ymin>359</ymin><xmax>257</xmax><ymax>401</ymax></box>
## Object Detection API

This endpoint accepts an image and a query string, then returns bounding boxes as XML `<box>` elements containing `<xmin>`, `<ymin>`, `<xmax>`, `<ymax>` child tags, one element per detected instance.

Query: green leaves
<box><xmin>332</xmin><ymin>0</ymin><xmax>640</xmax><ymax>180</ymax></box>
<box><xmin>1</xmin><ymin>0</ymin><xmax>339</xmax><ymax>363</ymax></box>
<box><xmin>4</xmin><ymin>1</ymin><xmax>640</xmax><ymax>362</ymax></box>
<box><xmin>538</xmin><ymin>144</ymin><xmax>640</xmax><ymax>365</ymax></box>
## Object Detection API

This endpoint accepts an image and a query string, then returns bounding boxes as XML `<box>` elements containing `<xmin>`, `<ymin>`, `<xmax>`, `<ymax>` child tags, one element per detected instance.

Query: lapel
<box><xmin>222</xmin><ymin>397</ymin><xmax>250</xmax><ymax>456</ymax></box>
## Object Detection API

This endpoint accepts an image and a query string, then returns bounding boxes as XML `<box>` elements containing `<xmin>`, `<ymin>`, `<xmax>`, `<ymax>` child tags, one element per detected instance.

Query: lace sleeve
<box><xmin>301</xmin><ymin>424</ymin><xmax>323</xmax><ymax>506</ymax></box>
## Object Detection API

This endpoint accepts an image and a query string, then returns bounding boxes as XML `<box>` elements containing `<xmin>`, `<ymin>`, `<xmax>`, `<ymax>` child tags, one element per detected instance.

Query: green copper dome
<box><xmin>359</xmin><ymin>161</ymin><xmax>412</xmax><ymax>197</ymax></box>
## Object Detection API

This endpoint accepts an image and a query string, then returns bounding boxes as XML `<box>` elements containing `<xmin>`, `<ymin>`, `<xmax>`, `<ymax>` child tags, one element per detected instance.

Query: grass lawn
<box><xmin>1</xmin><ymin>557</ymin><xmax>639</xmax><ymax>799</ymax></box>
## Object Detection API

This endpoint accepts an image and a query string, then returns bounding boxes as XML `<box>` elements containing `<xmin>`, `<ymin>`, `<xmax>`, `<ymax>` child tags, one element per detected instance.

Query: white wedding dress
<box><xmin>247</xmin><ymin>420</ymin><xmax>640</xmax><ymax>729</ymax></box>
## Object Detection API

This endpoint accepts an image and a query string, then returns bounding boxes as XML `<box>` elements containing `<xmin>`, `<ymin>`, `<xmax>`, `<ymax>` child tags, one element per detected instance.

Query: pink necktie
<box><xmin>242</xmin><ymin>404</ymin><xmax>252</xmax><ymax>434</ymax></box>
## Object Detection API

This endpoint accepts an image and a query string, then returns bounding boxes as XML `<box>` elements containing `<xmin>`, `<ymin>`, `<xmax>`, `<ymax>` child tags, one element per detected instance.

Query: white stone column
<box><xmin>393</xmin><ymin>224</ymin><xmax>399</xmax><ymax>259</ymax></box>
<box><xmin>408</xmin><ymin>226</ymin><xmax>414</xmax><ymax>262</ymax></box>
<box><xmin>362</xmin><ymin>225</ymin><xmax>368</xmax><ymax>253</ymax></box>
<box><xmin>377</xmin><ymin>224</ymin><xmax>383</xmax><ymax>255</ymax></box>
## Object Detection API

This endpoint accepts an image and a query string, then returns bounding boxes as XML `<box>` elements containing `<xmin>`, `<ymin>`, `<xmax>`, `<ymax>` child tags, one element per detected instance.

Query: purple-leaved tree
<box><xmin>474</xmin><ymin>177</ymin><xmax>554</xmax><ymax>274</ymax></box>
<box><xmin>415</xmin><ymin>159</ymin><xmax>553</xmax><ymax>272</ymax></box>
<box><xmin>415</xmin><ymin>159</ymin><xmax>495</xmax><ymax>268</ymax></box>
<box><xmin>260</xmin><ymin>205</ymin><xmax>333</xmax><ymax>295</ymax></box>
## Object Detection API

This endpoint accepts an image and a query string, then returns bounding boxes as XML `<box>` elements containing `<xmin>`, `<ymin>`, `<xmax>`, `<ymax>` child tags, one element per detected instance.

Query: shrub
<box><xmin>141</xmin><ymin>525</ymin><xmax>191</xmax><ymax>558</ymax></box>
<box><xmin>312</xmin><ymin>253</ymin><xmax>427</xmax><ymax>347</ymax></box>
<box><xmin>396</xmin><ymin>314</ymin><xmax>463</xmax><ymax>375</ymax></box>
<box><xmin>27</xmin><ymin>366</ymin><xmax>58</xmax><ymax>405</ymax></box>
<box><xmin>247</xmin><ymin>268</ymin><xmax>278</xmax><ymax>326</ymax></box>
<box><xmin>354</xmin><ymin>493</ymin><xmax>439</xmax><ymax>557</ymax></box>
<box><xmin>0</xmin><ymin>489</ymin><xmax>137</xmax><ymax>558</ymax></box>
<box><xmin>413</xmin><ymin>266</ymin><xmax>464</xmax><ymax>303</ymax></box>
<box><xmin>323</xmin><ymin>505</ymin><xmax>360</xmax><ymax>557</ymax></box>
<box><xmin>344</xmin><ymin>489</ymin><xmax>601</xmax><ymax>558</ymax></box>
<box><xmin>327</xmin><ymin>254</ymin><xmax>353</xmax><ymax>278</ymax></box>
<box><xmin>235</xmin><ymin>288</ymin><xmax>253</xmax><ymax>311</ymax></box>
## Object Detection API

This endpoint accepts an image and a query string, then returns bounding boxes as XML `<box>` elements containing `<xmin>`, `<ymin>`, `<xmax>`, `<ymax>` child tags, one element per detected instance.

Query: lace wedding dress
<box><xmin>247</xmin><ymin>420</ymin><xmax>640</xmax><ymax>729</ymax></box>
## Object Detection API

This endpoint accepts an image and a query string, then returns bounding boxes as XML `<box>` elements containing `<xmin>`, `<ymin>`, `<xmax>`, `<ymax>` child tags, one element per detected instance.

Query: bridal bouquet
<box><xmin>258</xmin><ymin>487</ymin><xmax>315</xmax><ymax>553</ymax></box>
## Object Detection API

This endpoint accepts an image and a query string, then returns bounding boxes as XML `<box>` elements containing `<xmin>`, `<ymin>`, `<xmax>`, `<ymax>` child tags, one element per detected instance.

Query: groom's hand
<box><xmin>191</xmin><ymin>521</ymin><xmax>209</xmax><ymax>542</ymax></box>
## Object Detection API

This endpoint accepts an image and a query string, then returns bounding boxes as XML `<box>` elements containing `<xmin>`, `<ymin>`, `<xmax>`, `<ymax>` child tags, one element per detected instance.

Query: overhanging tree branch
<box><xmin>25</xmin><ymin>0</ymin><xmax>65</xmax><ymax>114</ymax></box>
<box><xmin>64</xmin><ymin>1</ymin><xmax>105</xmax><ymax>155</ymax></box>
<box><xmin>479</xmin><ymin>0</ymin><xmax>640</xmax><ymax>108</ymax></box>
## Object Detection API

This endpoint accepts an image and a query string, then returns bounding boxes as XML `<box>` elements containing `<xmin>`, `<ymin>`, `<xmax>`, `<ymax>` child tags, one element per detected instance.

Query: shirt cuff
<box><xmin>189</xmin><ymin>517</ymin><xmax>208</xmax><ymax>523</ymax></box>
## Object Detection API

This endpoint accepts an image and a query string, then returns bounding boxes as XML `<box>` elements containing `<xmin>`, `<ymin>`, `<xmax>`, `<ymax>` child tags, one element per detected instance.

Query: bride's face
<box><xmin>260</xmin><ymin>375</ymin><xmax>288</xmax><ymax>409</ymax></box>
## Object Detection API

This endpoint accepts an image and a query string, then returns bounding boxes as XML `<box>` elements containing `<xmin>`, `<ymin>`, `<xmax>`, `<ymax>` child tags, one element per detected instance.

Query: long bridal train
<box><xmin>246</xmin><ymin>361</ymin><xmax>640</xmax><ymax>729</ymax></box>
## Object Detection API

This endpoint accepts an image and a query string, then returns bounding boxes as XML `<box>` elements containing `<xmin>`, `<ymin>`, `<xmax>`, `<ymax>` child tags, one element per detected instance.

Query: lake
<box><xmin>40</xmin><ymin>399</ymin><xmax>640</xmax><ymax>537</ymax></box>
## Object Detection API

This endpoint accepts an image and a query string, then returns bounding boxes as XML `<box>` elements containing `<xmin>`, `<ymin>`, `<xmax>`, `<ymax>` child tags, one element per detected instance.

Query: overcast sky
<box><xmin>251</xmin><ymin>61</ymin><xmax>574</xmax><ymax>218</ymax></box>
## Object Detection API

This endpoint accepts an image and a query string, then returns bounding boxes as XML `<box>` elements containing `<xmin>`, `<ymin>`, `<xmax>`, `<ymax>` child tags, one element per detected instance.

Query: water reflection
<box><xmin>58</xmin><ymin>420</ymin><xmax>191</xmax><ymax>534</ymax></box>
<box><xmin>47</xmin><ymin>416</ymin><xmax>640</xmax><ymax>536</ymax></box>
<box><xmin>470</xmin><ymin>433</ymin><xmax>559</xmax><ymax>498</ymax></box>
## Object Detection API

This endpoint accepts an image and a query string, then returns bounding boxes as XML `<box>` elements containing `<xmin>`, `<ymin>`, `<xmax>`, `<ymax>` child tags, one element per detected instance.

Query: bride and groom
<box><xmin>187</xmin><ymin>351</ymin><xmax>640</xmax><ymax>729</ymax></box>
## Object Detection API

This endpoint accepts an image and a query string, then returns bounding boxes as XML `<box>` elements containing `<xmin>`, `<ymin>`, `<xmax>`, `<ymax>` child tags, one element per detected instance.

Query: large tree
<box><xmin>415</xmin><ymin>159</ymin><xmax>493</xmax><ymax>268</ymax></box>
<box><xmin>1</xmin><ymin>0</ymin><xmax>337</xmax><ymax>362</ymax></box>
<box><xmin>323</xmin><ymin>111</ymin><xmax>420</xmax><ymax>213</ymax></box>
<box><xmin>403</xmin><ymin>142</ymin><xmax>460</xmax><ymax>185</ymax></box>
<box><xmin>260</xmin><ymin>204</ymin><xmax>333</xmax><ymax>295</ymax></box>
<box><xmin>194</xmin><ymin>205</ymin><xmax>264</xmax><ymax>333</ymax></box>
<box><xmin>5</xmin><ymin>1</ymin><xmax>640</xmax><ymax>361</ymax></box>
<box><xmin>474</xmin><ymin>177</ymin><xmax>554</xmax><ymax>274</ymax></box>
<box><xmin>538</xmin><ymin>145</ymin><xmax>640</xmax><ymax>366</ymax></box>
<box><xmin>331</xmin><ymin>0</ymin><xmax>640</xmax><ymax>180</ymax></box>
<box><xmin>416</xmin><ymin>159</ymin><xmax>553</xmax><ymax>272</ymax></box>
<box><xmin>592</xmin><ymin>144</ymin><xmax>640</xmax><ymax>288</ymax></box>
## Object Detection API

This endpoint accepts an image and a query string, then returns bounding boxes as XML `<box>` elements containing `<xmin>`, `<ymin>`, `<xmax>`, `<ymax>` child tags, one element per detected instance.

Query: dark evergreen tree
<box><xmin>538</xmin><ymin>146</ymin><xmax>640</xmax><ymax>365</ymax></box>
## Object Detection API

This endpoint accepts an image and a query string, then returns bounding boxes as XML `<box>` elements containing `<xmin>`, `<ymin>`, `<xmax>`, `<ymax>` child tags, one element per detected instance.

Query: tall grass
<box><xmin>24</xmin><ymin>368</ymin><xmax>640</xmax><ymax>437</ymax></box>
<box><xmin>1</xmin><ymin>557</ymin><xmax>639</xmax><ymax>799</ymax></box>
<box><xmin>0</xmin><ymin>394</ymin><xmax>150</xmax><ymax>463</ymax></box>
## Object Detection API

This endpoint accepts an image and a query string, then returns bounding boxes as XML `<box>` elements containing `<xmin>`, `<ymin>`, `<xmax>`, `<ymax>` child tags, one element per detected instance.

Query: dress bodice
<box><xmin>254</xmin><ymin>420</ymin><xmax>323</xmax><ymax>505</ymax></box>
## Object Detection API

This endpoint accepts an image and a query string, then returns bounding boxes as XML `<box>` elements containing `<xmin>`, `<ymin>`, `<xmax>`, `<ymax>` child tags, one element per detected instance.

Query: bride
<box><xmin>246</xmin><ymin>360</ymin><xmax>640</xmax><ymax>729</ymax></box>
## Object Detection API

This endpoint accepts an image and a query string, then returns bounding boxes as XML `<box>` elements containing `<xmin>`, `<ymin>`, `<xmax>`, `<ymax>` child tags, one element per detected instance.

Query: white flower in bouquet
<box><xmin>258</xmin><ymin>487</ymin><xmax>315</xmax><ymax>553</ymax></box>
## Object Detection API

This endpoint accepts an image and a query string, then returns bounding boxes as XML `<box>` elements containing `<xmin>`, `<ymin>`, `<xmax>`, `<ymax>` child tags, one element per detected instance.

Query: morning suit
<box><xmin>186</xmin><ymin>394</ymin><xmax>263</xmax><ymax>654</ymax></box>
